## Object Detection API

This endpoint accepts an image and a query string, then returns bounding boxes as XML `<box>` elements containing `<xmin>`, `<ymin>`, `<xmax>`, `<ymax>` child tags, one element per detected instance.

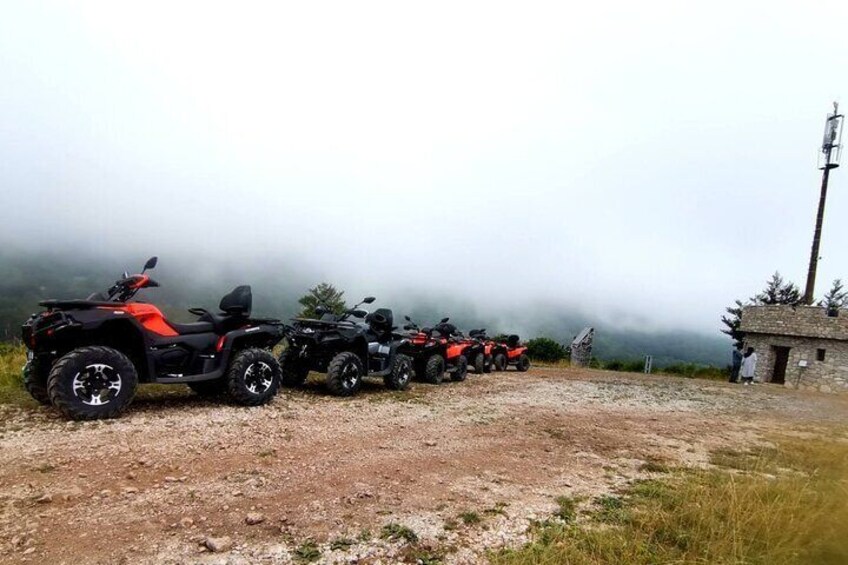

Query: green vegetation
<box><xmin>526</xmin><ymin>337</ymin><xmax>568</xmax><ymax>363</ymax></box>
<box><xmin>493</xmin><ymin>432</ymin><xmax>848</xmax><ymax>565</ymax></box>
<box><xmin>380</xmin><ymin>522</ymin><xmax>419</xmax><ymax>543</ymax></box>
<box><xmin>0</xmin><ymin>343</ymin><xmax>33</xmax><ymax>406</ymax></box>
<box><xmin>458</xmin><ymin>511</ymin><xmax>481</xmax><ymax>525</ymax></box>
<box><xmin>297</xmin><ymin>282</ymin><xmax>347</xmax><ymax>319</ymax></box>
<box><xmin>293</xmin><ymin>540</ymin><xmax>321</xmax><ymax>562</ymax></box>
<box><xmin>554</xmin><ymin>495</ymin><xmax>577</xmax><ymax>522</ymax></box>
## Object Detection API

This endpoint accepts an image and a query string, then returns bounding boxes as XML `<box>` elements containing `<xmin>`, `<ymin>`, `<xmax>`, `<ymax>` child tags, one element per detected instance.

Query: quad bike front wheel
<box><xmin>47</xmin><ymin>346</ymin><xmax>138</xmax><ymax>420</ymax></box>
<box><xmin>483</xmin><ymin>354</ymin><xmax>493</xmax><ymax>374</ymax></box>
<box><xmin>384</xmin><ymin>354</ymin><xmax>413</xmax><ymax>391</ymax></box>
<box><xmin>423</xmin><ymin>354</ymin><xmax>445</xmax><ymax>384</ymax></box>
<box><xmin>493</xmin><ymin>353</ymin><xmax>507</xmax><ymax>372</ymax></box>
<box><xmin>327</xmin><ymin>352</ymin><xmax>364</xmax><ymax>396</ymax></box>
<box><xmin>23</xmin><ymin>357</ymin><xmax>51</xmax><ymax>405</ymax></box>
<box><xmin>226</xmin><ymin>348</ymin><xmax>282</xmax><ymax>406</ymax></box>
<box><xmin>472</xmin><ymin>353</ymin><xmax>485</xmax><ymax>374</ymax></box>
<box><xmin>451</xmin><ymin>355</ymin><xmax>468</xmax><ymax>382</ymax></box>
<box><xmin>516</xmin><ymin>354</ymin><xmax>531</xmax><ymax>372</ymax></box>
<box><xmin>279</xmin><ymin>347</ymin><xmax>310</xmax><ymax>387</ymax></box>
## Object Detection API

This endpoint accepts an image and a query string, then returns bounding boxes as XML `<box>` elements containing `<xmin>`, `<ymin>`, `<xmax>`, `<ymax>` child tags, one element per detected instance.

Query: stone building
<box><xmin>570</xmin><ymin>327</ymin><xmax>594</xmax><ymax>367</ymax></box>
<box><xmin>739</xmin><ymin>305</ymin><xmax>848</xmax><ymax>393</ymax></box>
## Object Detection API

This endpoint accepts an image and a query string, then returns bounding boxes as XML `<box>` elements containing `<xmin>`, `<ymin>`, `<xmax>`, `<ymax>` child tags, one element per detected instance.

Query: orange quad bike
<box><xmin>467</xmin><ymin>329</ymin><xmax>503</xmax><ymax>373</ymax></box>
<box><xmin>399</xmin><ymin>316</ymin><xmax>469</xmax><ymax>384</ymax></box>
<box><xmin>503</xmin><ymin>334</ymin><xmax>531</xmax><ymax>372</ymax></box>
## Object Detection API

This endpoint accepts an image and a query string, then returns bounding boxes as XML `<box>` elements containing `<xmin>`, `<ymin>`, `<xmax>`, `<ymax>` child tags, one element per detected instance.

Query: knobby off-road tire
<box><xmin>23</xmin><ymin>357</ymin><xmax>51</xmax><ymax>405</ymax></box>
<box><xmin>493</xmin><ymin>353</ymin><xmax>507</xmax><ymax>372</ymax></box>
<box><xmin>451</xmin><ymin>355</ymin><xmax>468</xmax><ymax>382</ymax></box>
<box><xmin>423</xmin><ymin>354</ymin><xmax>445</xmax><ymax>384</ymax></box>
<box><xmin>279</xmin><ymin>348</ymin><xmax>310</xmax><ymax>387</ymax></box>
<box><xmin>47</xmin><ymin>346</ymin><xmax>138</xmax><ymax>421</ymax></box>
<box><xmin>188</xmin><ymin>379</ymin><xmax>227</xmax><ymax>397</ymax></box>
<box><xmin>516</xmin><ymin>354</ymin><xmax>531</xmax><ymax>372</ymax></box>
<box><xmin>472</xmin><ymin>352</ymin><xmax>485</xmax><ymax>375</ymax></box>
<box><xmin>226</xmin><ymin>348</ymin><xmax>281</xmax><ymax>406</ymax></box>
<box><xmin>483</xmin><ymin>354</ymin><xmax>493</xmax><ymax>374</ymax></box>
<box><xmin>327</xmin><ymin>352</ymin><xmax>364</xmax><ymax>396</ymax></box>
<box><xmin>384</xmin><ymin>354</ymin><xmax>413</xmax><ymax>391</ymax></box>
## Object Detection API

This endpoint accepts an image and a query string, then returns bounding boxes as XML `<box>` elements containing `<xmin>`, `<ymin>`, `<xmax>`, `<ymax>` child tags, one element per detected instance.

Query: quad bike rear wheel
<box><xmin>483</xmin><ymin>354</ymin><xmax>493</xmax><ymax>374</ymax></box>
<box><xmin>472</xmin><ymin>353</ymin><xmax>485</xmax><ymax>374</ymax></box>
<box><xmin>493</xmin><ymin>353</ymin><xmax>507</xmax><ymax>372</ymax></box>
<box><xmin>279</xmin><ymin>347</ymin><xmax>310</xmax><ymax>387</ymax></box>
<box><xmin>516</xmin><ymin>354</ymin><xmax>531</xmax><ymax>372</ymax></box>
<box><xmin>23</xmin><ymin>357</ymin><xmax>51</xmax><ymax>405</ymax></box>
<box><xmin>384</xmin><ymin>354</ymin><xmax>413</xmax><ymax>391</ymax></box>
<box><xmin>47</xmin><ymin>346</ymin><xmax>138</xmax><ymax>420</ymax></box>
<box><xmin>451</xmin><ymin>355</ymin><xmax>468</xmax><ymax>382</ymax></box>
<box><xmin>226</xmin><ymin>348</ymin><xmax>281</xmax><ymax>406</ymax></box>
<box><xmin>327</xmin><ymin>352</ymin><xmax>364</xmax><ymax>396</ymax></box>
<box><xmin>188</xmin><ymin>378</ymin><xmax>227</xmax><ymax>397</ymax></box>
<box><xmin>423</xmin><ymin>354</ymin><xmax>445</xmax><ymax>384</ymax></box>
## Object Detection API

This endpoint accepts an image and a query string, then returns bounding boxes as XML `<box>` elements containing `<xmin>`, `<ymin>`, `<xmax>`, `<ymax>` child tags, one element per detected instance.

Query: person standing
<box><xmin>740</xmin><ymin>347</ymin><xmax>757</xmax><ymax>385</ymax></box>
<box><xmin>730</xmin><ymin>343</ymin><xmax>743</xmax><ymax>383</ymax></box>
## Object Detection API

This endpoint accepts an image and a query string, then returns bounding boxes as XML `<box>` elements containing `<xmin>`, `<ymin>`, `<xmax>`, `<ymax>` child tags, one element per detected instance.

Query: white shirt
<box><xmin>740</xmin><ymin>352</ymin><xmax>758</xmax><ymax>378</ymax></box>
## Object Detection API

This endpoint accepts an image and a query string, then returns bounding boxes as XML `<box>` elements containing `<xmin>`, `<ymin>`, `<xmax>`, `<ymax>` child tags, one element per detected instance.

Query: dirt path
<box><xmin>1</xmin><ymin>368</ymin><xmax>846</xmax><ymax>564</ymax></box>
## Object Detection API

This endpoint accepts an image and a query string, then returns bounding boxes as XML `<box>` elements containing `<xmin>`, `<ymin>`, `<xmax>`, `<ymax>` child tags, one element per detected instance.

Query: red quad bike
<box><xmin>454</xmin><ymin>329</ymin><xmax>488</xmax><ymax>374</ymax></box>
<box><xmin>467</xmin><ymin>329</ymin><xmax>505</xmax><ymax>373</ymax></box>
<box><xmin>399</xmin><ymin>316</ymin><xmax>469</xmax><ymax>384</ymax></box>
<box><xmin>21</xmin><ymin>257</ymin><xmax>286</xmax><ymax>420</ymax></box>
<box><xmin>503</xmin><ymin>334</ymin><xmax>531</xmax><ymax>372</ymax></box>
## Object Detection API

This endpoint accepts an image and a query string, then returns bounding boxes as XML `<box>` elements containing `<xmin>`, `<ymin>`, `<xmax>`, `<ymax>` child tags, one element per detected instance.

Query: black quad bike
<box><xmin>400</xmin><ymin>316</ymin><xmax>469</xmax><ymax>384</ymax></box>
<box><xmin>21</xmin><ymin>257</ymin><xmax>285</xmax><ymax>420</ymax></box>
<box><xmin>456</xmin><ymin>329</ymin><xmax>488</xmax><ymax>374</ymax></box>
<box><xmin>278</xmin><ymin>297</ymin><xmax>414</xmax><ymax>397</ymax></box>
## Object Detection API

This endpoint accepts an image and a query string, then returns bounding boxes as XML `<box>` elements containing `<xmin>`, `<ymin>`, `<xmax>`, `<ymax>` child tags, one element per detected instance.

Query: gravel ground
<box><xmin>1</xmin><ymin>367</ymin><xmax>846</xmax><ymax>564</ymax></box>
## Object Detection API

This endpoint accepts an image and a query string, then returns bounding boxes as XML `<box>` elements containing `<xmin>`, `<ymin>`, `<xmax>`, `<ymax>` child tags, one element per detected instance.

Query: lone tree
<box><xmin>298</xmin><ymin>283</ymin><xmax>347</xmax><ymax>319</ymax></box>
<box><xmin>721</xmin><ymin>271</ymin><xmax>802</xmax><ymax>346</ymax></box>
<box><xmin>819</xmin><ymin>279</ymin><xmax>847</xmax><ymax>312</ymax></box>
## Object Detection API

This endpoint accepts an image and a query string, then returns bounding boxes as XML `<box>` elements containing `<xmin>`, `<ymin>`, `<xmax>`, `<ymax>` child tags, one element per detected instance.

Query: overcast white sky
<box><xmin>1</xmin><ymin>1</ymin><xmax>846</xmax><ymax>334</ymax></box>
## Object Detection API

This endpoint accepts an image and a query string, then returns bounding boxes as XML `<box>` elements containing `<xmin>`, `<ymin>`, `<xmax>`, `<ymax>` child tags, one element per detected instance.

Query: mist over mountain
<box><xmin>0</xmin><ymin>248</ymin><xmax>729</xmax><ymax>367</ymax></box>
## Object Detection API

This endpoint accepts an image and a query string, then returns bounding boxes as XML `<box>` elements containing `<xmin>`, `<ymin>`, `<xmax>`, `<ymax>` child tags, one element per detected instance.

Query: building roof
<box><xmin>740</xmin><ymin>305</ymin><xmax>848</xmax><ymax>341</ymax></box>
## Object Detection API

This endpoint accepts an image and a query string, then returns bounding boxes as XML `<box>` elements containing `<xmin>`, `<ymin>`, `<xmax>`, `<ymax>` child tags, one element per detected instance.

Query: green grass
<box><xmin>554</xmin><ymin>495</ymin><xmax>577</xmax><ymax>522</ymax></box>
<box><xmin>293</xmin><ymin>540</ymin><xmax>321</xmax><ymax>562</ymax></box>
<box><xmin>0</xmin><ymin>343</ymin><xmax>33</xmax><ymax>406</ymax></box>
<box><xmin>459</xmin><ymin>511</ymin><xmax>481</xmax><ymax>525</ymax></box>
<box><xmin>493</xmin><ymin>432</ymin><xmax>848</xmax><ymax>565</ymax></box>
<box><xmin>380</xmin><ymin>522</ymin><xmax>419</xmax><ymax>543</ymax></box>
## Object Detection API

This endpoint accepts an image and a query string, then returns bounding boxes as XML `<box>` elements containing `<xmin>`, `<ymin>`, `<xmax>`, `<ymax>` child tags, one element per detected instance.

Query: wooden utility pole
<box><xmin>803</xmin><ymin>102</ymin><xmax>843</xmax><ymax>305</ymax></box>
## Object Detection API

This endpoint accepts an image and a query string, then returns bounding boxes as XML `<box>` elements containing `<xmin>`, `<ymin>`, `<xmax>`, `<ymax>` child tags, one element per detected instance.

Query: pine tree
<box><xmin>720</xmin><ymin>299</ymin><xmax>745</xmax><ymax>346</ymax></box>
<box><xmin>297</xmin><ymin>283</ymin><xmax>347</xmax><ymax>319</ymax></box>
<box><xmin>819</xmin><ymin>279</ymin><xmax>847</xmax><ymax>312</ymax></box>
<box><xmin>754</xmin><ymin>271</ymin><xmax>801</xmax><ymax>306</ymax></box>
<box><xmin>721</xmin><ymin>271</ymin><xmax>802</xmax><ymax>346</ymax></box>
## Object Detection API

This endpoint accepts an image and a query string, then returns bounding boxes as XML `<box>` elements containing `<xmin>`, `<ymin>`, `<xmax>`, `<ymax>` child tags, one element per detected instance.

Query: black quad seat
<box><xmin>168</xmin><ymin>320</ymin><xmax>215</xmax><ymax>335</ymax></box>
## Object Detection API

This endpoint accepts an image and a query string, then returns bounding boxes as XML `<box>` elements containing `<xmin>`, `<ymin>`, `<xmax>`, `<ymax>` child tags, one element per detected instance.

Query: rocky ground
<box><xmin>1</xmin><ymin>367</ymin><xmax>846</xmax><ymax>564</ymax></box>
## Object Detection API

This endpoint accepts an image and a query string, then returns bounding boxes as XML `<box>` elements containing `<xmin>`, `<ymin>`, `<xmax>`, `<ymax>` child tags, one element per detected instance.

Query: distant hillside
<box><xmin>0</xmin><ymin>250</ymin><xmax>729</xmax><ymax>367</ymax></box>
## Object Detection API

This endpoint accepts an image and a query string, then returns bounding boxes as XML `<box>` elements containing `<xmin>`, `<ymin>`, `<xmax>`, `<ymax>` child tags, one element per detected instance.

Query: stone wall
<box><xmin>740</xmin><ymin>305</ymin><xmax>848</xmax><ymax>340</ymax></box>
<box><xmin>743</xmin><ymin>334</ymin><xmax>848</xmax><ymax>393</ymax></box>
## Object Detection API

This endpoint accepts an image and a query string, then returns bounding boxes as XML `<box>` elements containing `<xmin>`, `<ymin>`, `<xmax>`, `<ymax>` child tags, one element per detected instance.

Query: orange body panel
<box><xmin>101</xmin><ymin>303</ymin><xmax>178</xmax><ymax>337</ymax></box>
<box><xmin>446</xmin><ymin>343</ymin><xmax>466</xmax><ymax>359</ymax></box>
<box><xmin>507</xmin><ymin>346</ymin><xmax>527</xmax><ymax>360</ymax></box>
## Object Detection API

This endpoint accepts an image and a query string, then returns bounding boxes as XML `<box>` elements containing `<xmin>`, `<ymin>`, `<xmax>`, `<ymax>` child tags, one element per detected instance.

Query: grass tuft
<box><xmin>380</xmin><ymin>522</ymin><xmax>418</xmax><ymax>543</ymax></box>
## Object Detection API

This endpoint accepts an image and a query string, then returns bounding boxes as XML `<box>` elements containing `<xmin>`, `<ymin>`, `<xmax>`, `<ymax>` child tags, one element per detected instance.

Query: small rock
<box><xmin>245</xmin><ymin>512</ymin><xmax>265</xmax><ymax>525</ymax></box>
<box><xmin>180</xmin><ymin>517</ymin><xmax>194</xmax><ymax>528</ymax></box>
<box><xmin>204</xmin><ymin>536</ymin><xmax>233</xmax><ymax>553</ymax></box>
<box><xmin>22</xmin><ymin>547</ymin><xmax>35</xmax><ymax>555</ymax></box>
<box><xmin>123</xmin><ymin>487</ymin><xmax>139</xmax><ymax>495</ymax></box>
<box><xmin>36</xmin><ymin>494</ymin><xmax>52</xmax><ymax>504</ymax></box>
<box><xmin>126</xmin><ymin>472</ymin><xmax>136</xmax><ymax>480</ymax></box>
<box><xmin>424</xmin><ymin>440</ymin><xmax>437</xmax><ymax>447</ymax></box>
<box><xmin>164</xmin><ymin>476</ymin><xmax>178</xmax><ymax>483</ymax></box>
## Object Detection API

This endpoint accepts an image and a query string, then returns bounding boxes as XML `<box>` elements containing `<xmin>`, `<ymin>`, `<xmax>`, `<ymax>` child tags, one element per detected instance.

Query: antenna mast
<box><xmin>803</xmin><ymin>102</ymin><xmax>844</xmax><ymax>305</ymax></box>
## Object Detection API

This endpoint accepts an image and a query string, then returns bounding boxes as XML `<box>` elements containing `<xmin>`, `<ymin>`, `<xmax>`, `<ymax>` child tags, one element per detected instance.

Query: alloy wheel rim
<box><xmin>245</xmin><ymin>361</ymin><xmax>274</xmax><ymax>394</ymax></box>
<box><xmin>72</xmin><ymin>364</ymin><xmax>122</xmax><ymax>406</ymax></box>
<box><xmin>341</xmin><ymin>362</ymin><xmax>360</xmax><ymax>390</ymax></box>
